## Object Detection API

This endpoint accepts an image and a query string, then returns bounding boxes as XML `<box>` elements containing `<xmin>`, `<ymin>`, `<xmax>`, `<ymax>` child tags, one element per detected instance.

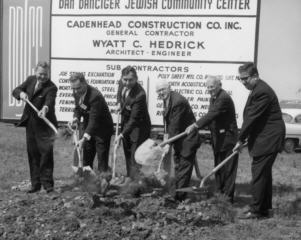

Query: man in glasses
<box><xmin>233</xmin><ymin>62</ymin><xmax>285</xmax><ymax>219</ymax></box>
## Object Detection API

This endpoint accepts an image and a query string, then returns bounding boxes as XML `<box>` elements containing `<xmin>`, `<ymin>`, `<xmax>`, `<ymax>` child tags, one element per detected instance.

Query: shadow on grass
<box><xmin>234</xmin><ymin>182</ymin><xmax>301</xmax><ymax>210</ymax></box>
<box><xmin>275</xmin><ymin>197</ymin><xmax>301</xmax><ymax>217</ymax></box>
<box><xmin>235</xmin><ymin>182</ymin><xmax>301</xmax><ymax>196</ymax></box>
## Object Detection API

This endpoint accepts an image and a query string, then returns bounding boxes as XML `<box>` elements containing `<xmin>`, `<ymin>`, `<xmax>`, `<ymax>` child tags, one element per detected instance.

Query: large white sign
<box><xmin>52</xmin><ymin>60</ymin><xmax>248</xmax><ymax>126</ymax></box>
<box><xmin>51</xmin><ymin>0</ymin><xmax>259</xmax><ymax>127</ymax></box>
<box><xmin>52</xmin><ymin>16</ymin><xmax>256</xmax><ymax>62</ymax></box>
<box><xmin>52</xmin><ymin>0</ymin><xmax>258</xmax><ymax>15</ymax></box>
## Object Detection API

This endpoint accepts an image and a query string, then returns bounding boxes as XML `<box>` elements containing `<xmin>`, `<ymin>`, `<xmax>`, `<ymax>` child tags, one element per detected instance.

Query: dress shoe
<box><xmin>27</xmin><ymin>187</ymin><xmax>41</xmax><ymax>193</ymax></box>
<box><xmin>239</xmin><ymin>211</ymin><xmax>269</xmax><ymax>220</ymax></box>
<box><xmin>242</xmin><ymin>206</ymin><xmax>252</xmax><ymax>214</ymax></box>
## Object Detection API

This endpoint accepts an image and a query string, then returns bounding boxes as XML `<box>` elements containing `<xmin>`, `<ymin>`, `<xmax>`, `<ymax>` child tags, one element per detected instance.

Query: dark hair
<box><xmin>121</xmin><ymin>66</ymin><xmax>137</xmax><ymax>79</ymax></box>
<box><xmin>238</xmin><ymin>62</ymin><xmax>259</xmax><ymax>77</ymax></box>
<box><xmin>35</xmin><ymin>61</ymin><xmax>49</xmax><ymax>70</ymax></box>
<box><xmin>69</xmin><ymin>72</ymin><xmax>87</xmax><ymax>84</ymax></box>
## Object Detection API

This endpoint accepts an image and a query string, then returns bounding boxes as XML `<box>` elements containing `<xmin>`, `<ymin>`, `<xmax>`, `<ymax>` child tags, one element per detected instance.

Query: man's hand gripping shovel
<box><xmin>23</xmin><ymin>98</ymin><xmax>58</xmax><ymax>134</ymax></box>
<box><xmin>110</xmin><ymin>111</ymin><xmax>121</xmax><ymax>185</ymax></box>
<box><xmin>67</xmin><ymin>122</ymin><xmax>96</xmax><ymax>177</ymax></box>
<box><xmin>176</xmin><ymin>142</ymin><xmax>247</xmax><ymax>194</ymax></box>
<box><xmin>135</xmin><ymin>131</ymin><xmax>187</xmax><ymax>175</ymax></box>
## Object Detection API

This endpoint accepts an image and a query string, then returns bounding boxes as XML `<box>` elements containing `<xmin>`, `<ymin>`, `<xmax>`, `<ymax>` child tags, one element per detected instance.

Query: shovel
<box><xmin>153</xmin><ymin>145</ymin><xmax>169</xmax><ymax>185</ymax></box>
<box><xmin>67</xmin><ymin>122</ymin><xmax>96</xmax><ymax>176</ymax></box>
<box><xmin>135</xmin><ymin>131</ymin><xmax>187</xmax><ymax>166</ymax></box>
<box><xmin>194</xmin><ymin>157</ymin><xmax>202</xmax><ymax>180</ymax></box>
<box><xmin>176</xmin><ymin>143</ymin><xmax>247</xmax><ymax>194</ymax></box>
<box><xmin>24</xmin><ymin>98</ymin><xmax>58</xmax><ymax>134</ymax></box>
<box><xmin>112</xmin><ymin>112</ymin><xmax>120</xmax><ymax>179</ymax></box>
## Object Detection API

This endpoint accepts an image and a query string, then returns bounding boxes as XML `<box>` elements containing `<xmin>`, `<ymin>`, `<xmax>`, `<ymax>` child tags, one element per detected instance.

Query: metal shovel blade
<box><xmin>176</xmin><ymin>149</ymin><xmax>243</xmax><ymax>194</ymax></box>
<box><xmin>72</xmin><ymin>149</ymin><xmax>96</xmax><ymax>177</ymax></box>
<box><xmin>175</xmin><ymin>185</ymin><xmax>210</xmax><ymax>194</ymax></box>
<box><xmin>72</xmin><ymin>146</ymin><xmax>83</xmax><ymax>174</ymax></box>
<box><xmin>68</xmin><ymin>123</ymin><xmax>96</xmax><ymax>177</ymax></box>
<box><xmin>83</xmin><ymin>166</ymin><xmax>96</xmax><ymax>176</ymax></box>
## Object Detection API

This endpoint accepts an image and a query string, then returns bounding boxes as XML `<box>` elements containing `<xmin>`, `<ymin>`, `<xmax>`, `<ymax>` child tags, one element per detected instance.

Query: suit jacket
<box><xmin>165</xmin><ymin>91</ymin><xmax>201</xmax><ymax>158</ymax></box>
<box><xmin>239</xmin><ymin>79</ymin><xmax>285</xmax><ymax>156</ymax></box>
<box><xmin>74</xmin><ymin>85</ymin><xmax>114</xmax><ymax>139</ymax></box>
<box><xmin>117</xmin><ymin>81</ymin><xmax>151</xmax><ymax>142</ymax></box>
<box><xmin>12</xmin><ymin>75</ymin><xmax>58</xmax><ymax>129</ymax></box>
<box><xmin>196</xmin><ymin>89</ymin><xmax>238</xmax><ymax>153</ymax></box>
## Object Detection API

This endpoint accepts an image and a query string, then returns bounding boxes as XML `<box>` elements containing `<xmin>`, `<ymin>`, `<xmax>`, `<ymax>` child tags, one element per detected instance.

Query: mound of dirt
<box><xmin>0</xmin><ymin>177</ymin><xmax>237</xmax><ymax>240</ymax></box>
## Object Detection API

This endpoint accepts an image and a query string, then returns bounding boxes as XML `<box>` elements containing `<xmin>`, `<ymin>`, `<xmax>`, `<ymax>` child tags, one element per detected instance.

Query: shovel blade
<box><xmin>83</xmin><ymin>166</ymin><xmax>96</xmax><ymax>176</ymax></box>
<box><xmin>72</xmin><ymin>166</ymin><xmax>84</xmax><ymax>177</ymax></box>
<box><xmin>176</xmin><ymin>186</ymin><xmax>209</xmax><ymax>194</ymax></box>
<box><xmin>176</xmin><ymin>186</ymin><xmax>198</xmax><ymax>193</ymax></box>
<box><xmin>72</xmin><ymin>166</ymin><xmax>79</xmax><ymax>172</ymax></box>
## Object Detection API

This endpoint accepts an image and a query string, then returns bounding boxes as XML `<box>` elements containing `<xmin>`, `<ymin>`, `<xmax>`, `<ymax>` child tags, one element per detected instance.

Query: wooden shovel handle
<box><xmin>115</xmin><ymin>111</ymin><xmax>120</xmax><ymax>138</ymax></box>
<box><xmin>199</xmin><ymin>142</ymin><xmax>247</xmax><ymax>188</ymax></box>
<box><xmin>112</xmin><ymin>111</ymin><xmax>120</xmax><ymax>178</ymax></box>
<box><xmin>159</xmin><ymin>132</ymin><xmax>187</xmax><ymax>147</ymax></box>
<box><xmin>24</xmin><ymin>99</ymin><xmax>58</xmax><ymax>134</ymax></box>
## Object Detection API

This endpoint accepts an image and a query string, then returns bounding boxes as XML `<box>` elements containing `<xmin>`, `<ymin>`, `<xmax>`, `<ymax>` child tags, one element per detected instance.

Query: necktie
<box><xmin>122</xmin><ymin>87</ymin><xmax>129</xmax><ymax>102</ymax></box>
<box><xmin>163</xmin><ymin>100</ymin><xmax>167</xmax><ymax>132</ymax></box>
<box><xmin>163</xmin><ymin>100</ymin><xmax>167</xmax><ymax>111</ymax></box>
<box><xmin>34</xmin><ymin>81</ymin><xmax>42</xmax><ymax>94</ymax></box>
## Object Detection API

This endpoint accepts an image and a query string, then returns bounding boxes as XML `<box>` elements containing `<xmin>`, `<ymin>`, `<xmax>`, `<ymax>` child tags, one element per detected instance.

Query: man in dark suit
<box><xmin>115</xmin><ymin>66</ymin><xmax>151</xmax><ymax>182</ymax></box>
<box><xmin>156</xmin><ymin>79</ymin><xmax>201</xmax><ymax>201</ymax></box>
<box><xmin>233</xmin><ymin>62</ymin><xmax>285</xmax><ymax>219</ymax></box>
<box><xmin>12</xmin><ymin>61</ymin><xmax>57</xmax><ymax>193</ymax></box>
<box><xmin>186</xmin><ymin>75</ymin><xmax>238</xmax><ymax>203</ymax></box>
<box><xmin>69</xmin><ymin>73</ymin><xmax>114</xmax><ymax>173</ymax></box>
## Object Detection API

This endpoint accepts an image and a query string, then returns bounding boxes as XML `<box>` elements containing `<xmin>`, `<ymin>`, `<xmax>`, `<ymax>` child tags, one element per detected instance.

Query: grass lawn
<box><xmin>0</xmin><ymin>122</ymin><xmax>301</xmax><ymax>239</ymax></box>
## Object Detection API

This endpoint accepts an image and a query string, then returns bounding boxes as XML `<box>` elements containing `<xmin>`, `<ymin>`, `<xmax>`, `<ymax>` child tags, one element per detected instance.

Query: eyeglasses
<box><xmin>72</xmin><ymin>86</ymin><xmax>82</xmax><ymax>91</ymax></box>
<box><xmin>239</xmin><ymin>76</ymin><xmax>250</xmax><ymax>82</ymax></box>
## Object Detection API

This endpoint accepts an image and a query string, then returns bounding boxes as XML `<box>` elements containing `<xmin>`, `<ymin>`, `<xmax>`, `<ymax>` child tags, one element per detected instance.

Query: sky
<box><xmin>257</xmin><ymin>0</ymin><xmax>301</xmax><ymax>100</ymax></box>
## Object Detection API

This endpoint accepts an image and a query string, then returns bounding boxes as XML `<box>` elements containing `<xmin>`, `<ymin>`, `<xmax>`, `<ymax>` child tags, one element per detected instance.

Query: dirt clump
<box><xmin>0</xmin><ymin>178</ymin><xmax>236</xmax><ymax>240</ymax></box>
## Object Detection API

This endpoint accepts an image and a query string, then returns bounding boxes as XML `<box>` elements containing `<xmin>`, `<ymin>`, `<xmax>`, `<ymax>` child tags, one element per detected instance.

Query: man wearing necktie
<box><xmin>115</xmin><ymin>66</ymin><xmax>151</xmax><ymax>183</ymax></box>
<box><xmin>186</xmin><ymin>75</ymin><xmax>238</xmax><ymax>203</ymax></box>
<box><xmin>69</xmin><ymin>73</ymin><xmax>114</xmax><ymax>173</ymax></box>
<box><xmin>156</xmin><ymin>79</ymin><xmax>201</xmax><ymax>201</ymax></box>
<box><xmin>233</xmin><ymin>62</ymin><xmax>285</xmax><ymax>219</ymax></box>
<box><xmin>12</xmin><ymin>61</ymin><xmax>58</xmax><ymax>194</ymax></box>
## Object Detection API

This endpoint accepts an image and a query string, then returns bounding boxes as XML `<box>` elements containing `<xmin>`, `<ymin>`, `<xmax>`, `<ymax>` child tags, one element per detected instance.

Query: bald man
<box><xmin>156</xmin><ymin>79</ymin><xmax>201</xmax><ymax>201</ymax></box>
<box><xmin>186</xmin><ymin>76</ymin><xmax>238</xmax><ymax>203</ymax></box>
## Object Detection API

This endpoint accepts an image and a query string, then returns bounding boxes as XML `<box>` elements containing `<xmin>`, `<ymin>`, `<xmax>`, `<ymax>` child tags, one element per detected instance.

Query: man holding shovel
<box><xmin>186</xmin><ymin>75</ymin><xmax>238</xmax><ymax>203</ymax></box>
<box><xmin>233</xmin><ymin>63</ymin><xmax>285</xmax><ymax>219</ymax></box>
<box><xmin>156</xmin><ymin>79</ymin><xmax>201</xmax><ymax>201</ymax></box>
<box><xmin>115</xmin><ymin>66</ymin><xmax>151</xmax><ymax>184</ymax></box>
<box><xmin>12</xmin><ymin>61</ymin><xmax>58</xmax><ymax>194</ymax></box>
<box><xmin>69</xmin><ymin>73</ymin><xmax>114</xmax><ymax>174</ymax></box>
